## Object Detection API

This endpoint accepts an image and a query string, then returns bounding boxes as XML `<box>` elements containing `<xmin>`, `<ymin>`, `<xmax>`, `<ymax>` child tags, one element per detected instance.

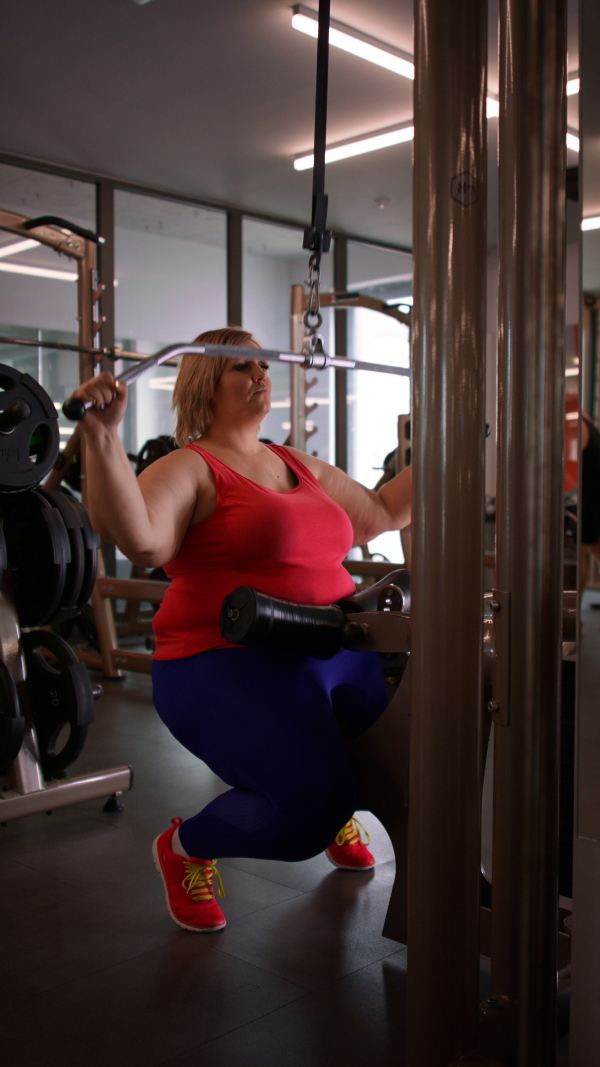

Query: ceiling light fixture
<box><xmin>582</xmin><ymin>216</ymin><xmax>600</xmax><ymax>231</ymax></box>
<box><xmin>566</xmin><ymin>76</ymin><xmax>580</xmax><ymax>96</ymax></box>
<box><xmin>0</xmin><ymin>262</ymin><xmax>77</xmax><ymax>281</ymax></box>
<box><xmin>566</xmin><ymin>131</ymin><xmax>580</xmax><ymax>152</ymax></box>
<box><xmin>292</xmin><ymin>7</ymin><xmax>579</xmax><ymax>119</ymax></box>
<box><xmin>292</xmin><ymin>4</ymin><xmax>414</xmax><ymax>79</ymax></box>
<box><xmin>295</xmin><ymin>121</ymin><xmax>578</xmax><ymax>169</ymax></box>
<box><xmin>0</xmin><ymin>238</ymin><xmax>40</xmax><ymax>259</ymax></box>
<box><xmin>294</xmin><ymin>123</ymin><xmax>414</xmax><ymax>170</ymax></box>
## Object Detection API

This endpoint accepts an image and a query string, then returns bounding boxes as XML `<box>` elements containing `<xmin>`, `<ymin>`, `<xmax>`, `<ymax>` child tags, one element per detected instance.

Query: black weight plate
<box><xmin>1</xmin><ymin>491</ymin><xmax>71</xmax><ymax>626</ymax></box>
<box><xmin>22</xmin><ymin>630</ymin><xmax>94</xmax><ymax>778</ymax></box>
<box><xmin>0</xmin><ymin>659</ymin><xmax>25</xmax><ymax>770</ymax></box>
<box><xmin>36</xmin><ymin>488</ymin><xmax>86</xmax><ymax>622</ymax></box>
<box><xmin>0</xmin><ymin>364</ymin><xmax>60</xmax><ymax>493</ymax></box>
<box><xmin>66</xmin><ymin>494</ymin><xmax>100</xmax><ymax>610</ymax></box>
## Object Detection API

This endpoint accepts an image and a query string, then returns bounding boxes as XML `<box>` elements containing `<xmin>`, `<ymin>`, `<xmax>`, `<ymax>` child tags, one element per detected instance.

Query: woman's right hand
<box><xmin>68</xmin><ymin>371</ymin><xmax>129</xmax><ymax>436</ymax></box>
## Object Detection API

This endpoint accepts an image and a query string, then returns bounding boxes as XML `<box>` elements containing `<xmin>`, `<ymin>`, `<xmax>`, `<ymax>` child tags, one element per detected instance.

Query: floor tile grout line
<box><xmin>153</xmin><ymin>987</ymin><xmax>318</xmax><ymax>1066</ymax></box>
<box><xmin>153</xmin><ymin>950</ymin><xmax>410</xmax><ymax>1065</ymax></box>
<box><xmin>216</xmin><ymin>856</ymin><xmax>396</xmax><ymax>895</ymax></box>
<box><xmin>0</xmin><ymin>937</ymin><xmax>314</xmax><ymax>1031</ymax></box>
<box><xmin>218</xmin><ymin>936</ymin><xmax>404</xmax><ymax>982</ymax></box>
<box><xmin>0</xmin><ymin>938</ymin><xmax>232</xmax><ymax>1012</ymax></box>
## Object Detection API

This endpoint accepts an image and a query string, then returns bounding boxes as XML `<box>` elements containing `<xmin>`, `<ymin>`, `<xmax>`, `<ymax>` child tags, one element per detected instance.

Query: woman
<box><xmin>73</xmin><ymin>326</ymin><xmax>411</xmax><ymax>933</ymax></box>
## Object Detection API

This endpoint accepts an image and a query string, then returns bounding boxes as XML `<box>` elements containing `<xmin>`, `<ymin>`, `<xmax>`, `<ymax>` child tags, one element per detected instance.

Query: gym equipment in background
<box><xmin>0</xmin><ymin>360</ymin><xmax>132</xmax><ymax>822</ymax></box>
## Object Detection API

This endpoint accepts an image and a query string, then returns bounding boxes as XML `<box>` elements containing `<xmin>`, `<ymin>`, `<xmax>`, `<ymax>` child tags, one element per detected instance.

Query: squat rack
<box><xmin>0</xmin><ymin>209</ymin><xmax>132</xmax><ymax>818</ymax></box>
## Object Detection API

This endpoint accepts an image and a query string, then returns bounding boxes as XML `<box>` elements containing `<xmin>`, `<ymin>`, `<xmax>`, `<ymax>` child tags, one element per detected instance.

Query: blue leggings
<box><xmin>152</xmin><ymin>647</ymin><xmax>388</xmax><ymax>862</ymax></box>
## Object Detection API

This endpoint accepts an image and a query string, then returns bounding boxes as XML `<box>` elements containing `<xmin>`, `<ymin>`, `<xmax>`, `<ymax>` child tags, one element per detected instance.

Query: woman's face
<box><xmin>211</xmin><ymin>355</ymin><xmax>272</xmax><ymax>425</ymax></box>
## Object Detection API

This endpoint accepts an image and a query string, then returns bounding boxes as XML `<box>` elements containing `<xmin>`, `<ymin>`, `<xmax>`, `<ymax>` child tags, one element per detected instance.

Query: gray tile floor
<box><xmin>3</xmin><ymin>598</ymin><xmax>598</xmax><ymax>1066</ymax></box>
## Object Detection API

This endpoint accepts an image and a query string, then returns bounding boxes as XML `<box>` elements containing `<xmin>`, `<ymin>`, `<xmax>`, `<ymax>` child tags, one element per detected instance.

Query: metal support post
<box><xmin>96</xmin><ymin>179</ymin><xmax>117</xmax><ymax>577</ymax></box>
<box><xmin>77</xmin><ymin>239</ymin><xmax>123</xmax><ymax>679</ymax></box>
<box><xmin>333</xmin><ymin>235</ymin><xmax>348</xmax><ymax>471</ymax></box>
<box><xmin>96</xmin><ymin>179</ymin><xmax>115</xmax><ymax>359</ymax></box>
<box><xmin>483</xmin><ymin>1</ymin><xmax>567</xmax><ymax>1064</ymax></box>
<box><xmin>290</xmin><ymin>284</ymin><xmax>307</xmax><ymax>449</ymax></box>
<box><xmin>407</xmin><ymin>0</ymin><xmax>487</xmax><ymax>1062</ymax></box>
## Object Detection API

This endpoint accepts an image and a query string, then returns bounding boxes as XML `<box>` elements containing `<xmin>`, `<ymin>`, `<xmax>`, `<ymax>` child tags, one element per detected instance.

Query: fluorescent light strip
<box><xmin>292</xmin><ymin>6</ymin><xmax>414</xmax><ymax>79</ymax></box>
<box><xmin>296</xmin><ymin>123</ymin><xmax>578</xmax><ymax>169</ymax></box>
<box><xmin>0</xmin><ymin>238</ymin><xmax>40</xmax><ymax>258</ymax></box>
<box><xmin>582</xmin><ymin>216</ymin><xmax>600</xmax><ymax>231</ymax></box>
<box><xmin>292</xmin><ymin>6</ymin><xmax>580</xmax><ymax>102</ymax></box>
<box><xmin>566</xmin><ymin>131</ymin><xmax>580</xmax><ymax>152</ymax></box>
<box><xmin>291</xmin><ymin>11</ymin><xmax>576</xmax><ymax>167</ymax></box>
<box><xmin>353</xmin><ymin>272</ymin><xmax>413</xmax><ymax>288</ymax></box>
<box><xmin>0</xmin><ymin>262</ymin><xmax>77</xmax><ymax>281</ymax></box>
<box><xmin>294</xmin><ymin>124</ymin><xmax>414</xmax><ymax>170</ymax></box>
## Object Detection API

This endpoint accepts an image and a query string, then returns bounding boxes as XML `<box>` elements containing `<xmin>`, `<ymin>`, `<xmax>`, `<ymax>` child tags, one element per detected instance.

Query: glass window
<box><xmin>114</xmin><ymin>191</ymin><xmax>227</xmax><ymax>455</ymax></box>
<box><xmin>347</xmin><ymin>241</ymin><xmax>412</xmax><ymax>562</ymax></box>
<box><xmin>0</xmin><ymin>163</ymin><xmax>97</xmax><ymax>449</ymax></box>
<box><xmin>242</xmin><ymin>218</ymin><xmax>334</xmax><ymax>460</ymax></box>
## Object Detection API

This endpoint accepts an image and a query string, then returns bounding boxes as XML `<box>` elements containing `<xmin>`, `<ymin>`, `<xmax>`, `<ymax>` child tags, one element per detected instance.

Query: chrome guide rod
<box><xmin>486</xmin><ymin>0</ymin><xmax>567</xmax><ymax>1063</ymax></box>
<box><xmin>407</xmin><ymin>0</ymin><xmax>487</xmax><ymax>1062</ymax></box>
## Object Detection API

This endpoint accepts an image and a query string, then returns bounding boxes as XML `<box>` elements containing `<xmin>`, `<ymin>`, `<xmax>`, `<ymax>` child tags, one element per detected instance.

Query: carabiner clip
<box><xmin>301</xmin><ymin>332</ymin><xmax>329</xmax><ymax>370</ymax></box>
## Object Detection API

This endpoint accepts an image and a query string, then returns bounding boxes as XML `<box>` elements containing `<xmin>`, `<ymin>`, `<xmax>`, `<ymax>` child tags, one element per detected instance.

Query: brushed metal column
<box><xmin>407</xmin><ymin>0</ymin><xmax>487</xmax><ymax>1062</ymax></box>
<box><xmin>486</xmin><ymin>1</ymin><xmax>567</xmax><ymax>1064</ymax></box>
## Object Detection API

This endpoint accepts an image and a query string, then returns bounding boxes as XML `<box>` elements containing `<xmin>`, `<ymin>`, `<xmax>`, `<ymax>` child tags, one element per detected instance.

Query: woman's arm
<box><xmin>70</xmin><ymin>372</ymin><xmax>208</xmax><ymax>567</ymax></box>
<box><xmin>286</xmin><ymin>447</ymin><xmax>411</xmax><ymax>545</ymax></box>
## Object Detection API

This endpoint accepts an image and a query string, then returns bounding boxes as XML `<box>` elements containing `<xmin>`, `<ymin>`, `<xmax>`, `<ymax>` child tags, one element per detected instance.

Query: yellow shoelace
<box><xmin>335</xmin><ymin>816</ymin><xmax>371</xmax><ymax>848</ymax></box>
<box><xmin>182</xmin><ymin>859</ymin><xmax>225</xmax><ymax>903</ymax></box>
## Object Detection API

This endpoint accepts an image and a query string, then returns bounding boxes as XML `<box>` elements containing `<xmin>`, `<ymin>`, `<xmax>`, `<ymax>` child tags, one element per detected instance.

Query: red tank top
<box><xmin>152</xmin><ymin>444</ymin><xmax>356</xmax><ymax>659</ymax></box>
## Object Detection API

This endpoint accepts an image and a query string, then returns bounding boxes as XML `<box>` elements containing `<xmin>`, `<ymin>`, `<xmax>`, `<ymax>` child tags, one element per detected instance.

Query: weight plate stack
<box><xmin>68</xmin><ymin>493</ymin><xmax>100</xmax><ymax>610</ymax></box>
<box><xmin>1</xmin><ymin>490</ymin><xmax>71</xmax><ymax>626</ymax></box>
<box><xmin>36</xmin><ymin>488</ymin><xmax>86</xmax><ymax>622</ymax></box>
<box><xmin>21</xmin><ymin>630</ymin><xmax>94</xmax><ymax>779</ymax></box>
<box><xmin>0</xmin><ymin>660</ymin><xmax>25</xmax><ymax>772</ymax></box>
<box><xmin>0</xmin><ymin>364</ymin><xmax>60</xmax><ymax>493</ymax></box>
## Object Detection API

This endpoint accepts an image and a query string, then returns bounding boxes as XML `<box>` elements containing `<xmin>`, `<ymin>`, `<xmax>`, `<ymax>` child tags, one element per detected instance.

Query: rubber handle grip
<box><xmin>62</xmin><ymin>397</ymin><xmax>88</xmax><ymax>421</ymax></box>
<box><xmin>220</xmin><ymin>586</ymin><xmax>346</xmax><ymax>658</ymax></box>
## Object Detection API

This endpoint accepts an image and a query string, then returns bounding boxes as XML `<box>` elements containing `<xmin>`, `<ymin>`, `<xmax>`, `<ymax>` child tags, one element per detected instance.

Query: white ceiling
<box><xmin>0</xmin><ymin>0</ymin><xmax>587</xmax><ymax>258</ymax></box>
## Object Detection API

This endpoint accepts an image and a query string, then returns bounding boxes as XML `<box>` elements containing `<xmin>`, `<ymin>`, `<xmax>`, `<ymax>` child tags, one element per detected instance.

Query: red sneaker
<box><xmin>325</xmin><ymin>816</ymin><xmax>375</xmax><ymax>870</ymax></box>
<box><xmin>152</xmin><ymin>817</ymin><xmax>226</xmax><ymax>932</ymax></box>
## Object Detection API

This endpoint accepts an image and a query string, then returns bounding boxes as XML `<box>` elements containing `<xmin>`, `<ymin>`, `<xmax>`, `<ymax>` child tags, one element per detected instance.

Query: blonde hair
<box><xmin>172</xmin><ymin>326</ymin><xmax>260</xmax><ymax>445</ymax></box>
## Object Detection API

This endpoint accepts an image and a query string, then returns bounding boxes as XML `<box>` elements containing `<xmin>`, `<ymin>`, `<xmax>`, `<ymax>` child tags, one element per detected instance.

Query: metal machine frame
<box><xmin>0</xmin><ymin>209</ymin><xmax>132</xmax><ymax>819</ymax></box>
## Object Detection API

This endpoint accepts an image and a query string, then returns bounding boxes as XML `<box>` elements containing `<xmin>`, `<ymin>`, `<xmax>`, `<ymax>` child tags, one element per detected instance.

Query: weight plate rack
<box><xmin>0</xmin><ymin>361</ymin><xmax>132</xmax><ymax>821</ymax></box>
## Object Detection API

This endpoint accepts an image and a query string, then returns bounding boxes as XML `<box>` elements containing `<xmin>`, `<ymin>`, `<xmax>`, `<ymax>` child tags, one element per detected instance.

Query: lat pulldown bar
<box><xmin>61</xmin><ymin>341</ymin><xmax>410</xmax><ymax>421</ymax></box>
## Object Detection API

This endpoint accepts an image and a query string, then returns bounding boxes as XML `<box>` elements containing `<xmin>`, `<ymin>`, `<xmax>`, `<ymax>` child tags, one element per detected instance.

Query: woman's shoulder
<box><xmin>138</xmin><ymin>443</ymin><xmax>214</xmax><ymax>489</ymax></box>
